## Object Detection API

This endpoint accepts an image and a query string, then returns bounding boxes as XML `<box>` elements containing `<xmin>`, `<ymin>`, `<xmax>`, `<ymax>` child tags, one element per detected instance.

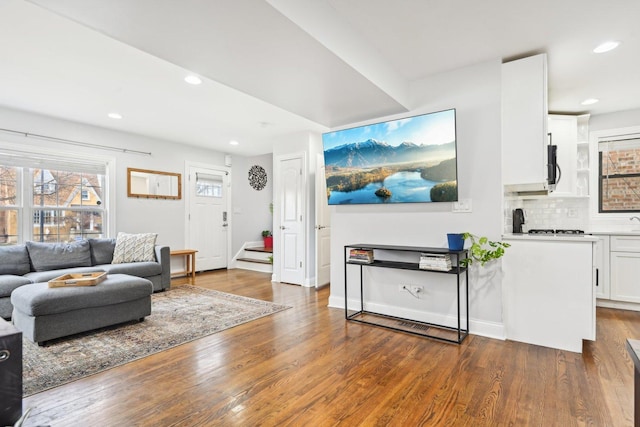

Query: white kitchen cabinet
<box><xmin>610</xmin><ymin>235</ymin><xmax>640</xmax><ymax>303</ymax></box>
<box><xmin>548</xmin><ymin>115</ymin><xmax>577</xmax><ymax>196</ymax></box>
<box><xmin>576</xmin><ymin>114</ymin><xmax>590</xmax><ymax>196</ymax></box>
<box><xmin>502</xmin><ymin>236</ymin><xmax>595</xmax><ymax>353</ymax></box>
<box><xmin>502</xmin><ymin>54</ymin><xmax>549</xmax><ymax>186</ymax></box>
<box><xmin>594</xmin><ymin>235</ymin><xmax>610</xmax><ymax>299</ymax></box>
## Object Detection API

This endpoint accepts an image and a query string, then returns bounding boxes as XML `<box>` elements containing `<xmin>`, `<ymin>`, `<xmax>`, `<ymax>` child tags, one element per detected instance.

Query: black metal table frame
<box><xmin>344</xmin><ymin>244</ymin><xmax>469</xmax><ymax>344</ymax></box>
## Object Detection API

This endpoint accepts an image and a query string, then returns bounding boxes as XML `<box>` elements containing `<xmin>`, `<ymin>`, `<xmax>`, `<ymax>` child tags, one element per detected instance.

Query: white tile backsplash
<box><xmin>504</xmin><ymin>197</ymin><xmax>589</xmax><ymax>233</ymax></box>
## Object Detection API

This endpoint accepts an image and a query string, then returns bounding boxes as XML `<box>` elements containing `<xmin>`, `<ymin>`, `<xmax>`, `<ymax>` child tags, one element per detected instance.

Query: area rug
<box><xmin>22</xmin><ymin>285</ymin><xmax>290</xmax><ymax>396</ymax></box>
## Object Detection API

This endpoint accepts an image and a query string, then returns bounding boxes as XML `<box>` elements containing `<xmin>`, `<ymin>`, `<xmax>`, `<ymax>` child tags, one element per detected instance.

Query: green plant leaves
<box><xmin>460</xmin><ymin>233</ymin><xmax>510</xmax><ymax>267</ymax></box>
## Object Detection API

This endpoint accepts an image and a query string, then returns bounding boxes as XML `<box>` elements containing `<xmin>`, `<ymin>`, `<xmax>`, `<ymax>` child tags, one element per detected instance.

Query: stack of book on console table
<box><xmin>349</xmin><ymin>248</ymin><xmax>374</xmax><ymax>264</ymax></box>
<box><xmin>419</xmin><ymin>253</ymin><xmax>452</xmax><ymax>271</ymax></box>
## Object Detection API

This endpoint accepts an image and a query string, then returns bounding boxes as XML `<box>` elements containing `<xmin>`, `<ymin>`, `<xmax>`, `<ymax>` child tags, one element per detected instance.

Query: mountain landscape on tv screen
<box><xmin>323</xmin><ymin>139</ymin><xmax>456</xmax><ymax>168</ymax></box>
<box><xmin>323</xmin><ymin>138</ymin><xmax>457</xmax><ymax>205</ymax></box>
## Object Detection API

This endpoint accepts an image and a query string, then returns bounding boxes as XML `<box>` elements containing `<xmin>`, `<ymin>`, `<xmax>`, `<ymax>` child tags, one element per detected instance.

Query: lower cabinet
<box><xmin>594</xmin><ymin>235</ymin><xmax>610</xmax><ymax>299</ymax></box>
<box><xmin>605</xmin><ymin>235</ymin><xmax>640</xmax><ymax>305</ymax></box>
<box><xmin>502</xmin><ymin>237</ymin><xmax>595</xmax><ymax>353</ymax></box>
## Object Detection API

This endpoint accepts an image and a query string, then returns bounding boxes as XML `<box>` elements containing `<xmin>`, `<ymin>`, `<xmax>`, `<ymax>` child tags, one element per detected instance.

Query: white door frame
<box><xmin>184</xmin><ymin>160</ymin><xmax>232</xmax><ymax>268</ymax></box>
<box><xmin>273</xmin><ymin>152</ymin><xmax>308</xmax><ymax>285</ymax></box>
<box><xmin>315</xmin><ymin>153</ymin><xmax>330</xmax><ymax>288</ymax></box>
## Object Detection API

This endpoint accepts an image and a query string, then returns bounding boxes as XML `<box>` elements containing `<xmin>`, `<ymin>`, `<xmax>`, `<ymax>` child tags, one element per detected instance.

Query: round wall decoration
<box><xmin>248</xmin><ymin>165</ymin><xmax>267</xmax><ymax>190</ymax></box>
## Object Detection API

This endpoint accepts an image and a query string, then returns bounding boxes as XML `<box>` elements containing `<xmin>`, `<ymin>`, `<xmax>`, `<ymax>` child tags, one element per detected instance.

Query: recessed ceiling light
<box><xmin>108</xmin><ymin>112</ymin><xmax>123</xmax><ymax>119</ymax></box>
<box><xmin>184</xmin><ymin>75</ymin><xmax>202</xmax><ymax>85</ymax></box>
<box><xmin>581</xmin><ymin>98</ymin><xmax>599</xmax><ymax>106</ymax></box>
<box><xmin>229</xmin><ymin>140</ymin><xmax>239</xmax><ymax>146</ymax></box>
<box><xmin>593</xmin><ymin>41</ymin><xmax>620</xmax><ymax>53</ymax></box>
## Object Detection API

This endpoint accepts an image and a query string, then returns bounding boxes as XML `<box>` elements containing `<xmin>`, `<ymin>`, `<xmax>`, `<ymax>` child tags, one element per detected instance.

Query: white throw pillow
<box><xmin>112</xmin><ymin>232</ymin><xmax>158</xmax><ymax>264</ymax></box>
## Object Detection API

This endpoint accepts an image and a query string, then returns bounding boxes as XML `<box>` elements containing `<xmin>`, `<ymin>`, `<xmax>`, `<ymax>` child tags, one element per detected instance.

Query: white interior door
<box><xmin>188</xmin><ymin>166</ymin><xmax>228</xmax><ymax>271</ymax></box>
<box><xmin>279</xmin><ymin>155</ymin><xmax>305</xmax><ymax>285</ymax></box>
<box><xmin>315</xmin><ymin>154</ymin><xmax>330</xmax><ymax>287</ymax></box>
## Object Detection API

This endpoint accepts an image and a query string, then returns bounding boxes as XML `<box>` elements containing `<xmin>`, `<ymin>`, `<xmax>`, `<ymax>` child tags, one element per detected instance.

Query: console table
<box><xmin>627</xmin><ymin>339</ymin><xmax>640</xmax><ymax>427</ymax></box>
<box><xmin>344</xmin><ymin>243</ymin><xmax>469</xmax><ymax>344</ymax></box>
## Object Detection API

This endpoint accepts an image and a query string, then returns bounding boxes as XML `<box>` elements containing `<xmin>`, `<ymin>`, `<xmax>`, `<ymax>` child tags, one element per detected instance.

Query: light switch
<box><xmin>452</xmin><ymin>198</ymin><xmax>472</xmax><ymax>213</ymax></box>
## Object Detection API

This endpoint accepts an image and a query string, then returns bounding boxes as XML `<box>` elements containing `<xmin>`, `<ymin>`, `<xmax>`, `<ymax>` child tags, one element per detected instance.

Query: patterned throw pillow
<box><xmin>112</xmin><ymin>232</ymin><xmax>158</xmax><ymax>264</ymax></box>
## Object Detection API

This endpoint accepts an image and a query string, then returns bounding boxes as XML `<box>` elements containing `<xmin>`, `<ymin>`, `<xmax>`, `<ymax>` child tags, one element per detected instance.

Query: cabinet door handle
<box><xmin>596</xmin><ymin>268</ymin><xmax>599</xmax><ymax>287</ymax></box>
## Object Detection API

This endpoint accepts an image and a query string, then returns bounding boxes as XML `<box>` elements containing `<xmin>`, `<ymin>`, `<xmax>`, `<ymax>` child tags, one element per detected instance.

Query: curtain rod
<box><xmin>0</xmin><ymin>127</ymin><xmax>152</xmax><ymax>156</ymax></box>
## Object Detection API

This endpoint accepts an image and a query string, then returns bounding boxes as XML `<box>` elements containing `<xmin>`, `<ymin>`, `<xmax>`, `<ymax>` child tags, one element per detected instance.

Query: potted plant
<box><xmin>460</xmin><ymin>232</ymin><xmax>510</xmax><ymax>267</ymax></box>
<box><xmin>262</xmin><ymin>230</ymin><xmax>273</xmax><ymax>249</ymax></box>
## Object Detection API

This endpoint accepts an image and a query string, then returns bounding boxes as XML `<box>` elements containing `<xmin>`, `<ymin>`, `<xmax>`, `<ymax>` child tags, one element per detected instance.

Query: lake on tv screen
<box><xmin>328</xmin><ymin>171</ymin><xmax>443</xmax><ymax>204</ymax></box>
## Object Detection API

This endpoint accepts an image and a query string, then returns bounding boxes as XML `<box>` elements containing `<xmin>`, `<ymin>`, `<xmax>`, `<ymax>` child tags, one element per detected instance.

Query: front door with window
<box><xmin>187</xmin><ymin>165</ymin><xmax>229</xmax><ymax>271</ymax></box>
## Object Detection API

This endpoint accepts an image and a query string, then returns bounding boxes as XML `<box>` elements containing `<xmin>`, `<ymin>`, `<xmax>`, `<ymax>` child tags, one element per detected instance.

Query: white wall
<box><xmin>231</xmin><ymin>153</ymin><xmax>273</xmax><ymax>255</ymax></box>
<box><xmin>590</xmin><ymin>108</ymin><xmax>640</xmax><ymax>132</ymax></box>
<box><xmin>0</xmin><ymin>106</ymin><xmax>225</xmax><ymax>253</ymax></box>
<box><xmin>327</xmin><ymin>60</ymin><xmax>505</xmax><ymax>337</ymax></box>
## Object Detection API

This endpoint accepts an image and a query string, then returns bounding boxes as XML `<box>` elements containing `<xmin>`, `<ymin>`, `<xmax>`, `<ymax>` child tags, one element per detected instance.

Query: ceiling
<box><xmin>0</xmin><ymin>0</ymin><xmax>638</xmax><ymax>156</ymax></box>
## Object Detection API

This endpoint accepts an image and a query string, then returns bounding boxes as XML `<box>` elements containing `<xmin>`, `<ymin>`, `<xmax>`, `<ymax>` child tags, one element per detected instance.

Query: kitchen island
<box><xmin>502</xmin><ymin>233</ymin><xmax>597</xmax><ymax>353</ymax></box>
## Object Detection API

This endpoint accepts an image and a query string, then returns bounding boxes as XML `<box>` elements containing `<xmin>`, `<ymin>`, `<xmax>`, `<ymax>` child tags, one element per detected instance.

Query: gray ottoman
<box><xmin>11</xmin><ymin>274</ymin><xmax>153</xmax><ymax>345</ymax></box>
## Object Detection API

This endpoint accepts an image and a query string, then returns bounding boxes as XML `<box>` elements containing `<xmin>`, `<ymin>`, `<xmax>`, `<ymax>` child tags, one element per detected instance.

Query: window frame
<box><xmin>0</xmin><ymin>166</ymin><xmax>22</xmax><ymax>245</ymax></box>
<box><xmin>0</xmin><ymin>142</ymin><xmax>115</xmax><ymax>244</ymax></box>
<box><xmin>598</xmin><ymin>146</ymin><xmax>640</xmax><ymax>213</ymax></box>
<box><xmin>590</xmin><ymin>125</ymin><xmax>640</xmax><ymax>222</ymax></box>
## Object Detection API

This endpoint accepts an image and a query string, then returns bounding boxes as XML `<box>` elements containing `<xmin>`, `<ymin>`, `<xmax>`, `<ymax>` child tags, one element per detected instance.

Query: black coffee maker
<box><xmin>513</xmin><ymin>208</ymin><xmax>525</xmax><ymax>234</ymax></box>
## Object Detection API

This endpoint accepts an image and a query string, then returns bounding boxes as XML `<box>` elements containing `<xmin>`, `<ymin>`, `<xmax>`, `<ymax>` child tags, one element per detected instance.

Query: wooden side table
<box><xmin>170</xmin><ymin>249</ymin><xmax>198</xmax><ymax>279</ymax></box>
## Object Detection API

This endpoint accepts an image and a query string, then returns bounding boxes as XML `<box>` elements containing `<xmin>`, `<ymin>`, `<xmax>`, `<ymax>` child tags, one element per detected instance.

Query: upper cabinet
<box><xmin>548</xmin><ymin>114</ymin><xmax>590</xmax><ymax>197</ymax></box>
<box><xmin>548</xmin><ymin>114</ymin><xmax>577</xmax><ymax>196</ymax></box>
<box><xmin>502</xmin><ymin>54</ymin><xmax>549</xmax><ymax>187</ymax></box>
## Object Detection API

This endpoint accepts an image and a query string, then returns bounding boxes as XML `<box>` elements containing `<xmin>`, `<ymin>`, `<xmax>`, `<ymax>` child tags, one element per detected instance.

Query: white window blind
<box><xmin>598</xmin><ymin>137</ymin><xmax>640</xmax><ymax>152</ymax></box>
<box><xmin>0</xmin><ymin>149</ymin><xmax>107</xmax><ymax>175</ymax></box>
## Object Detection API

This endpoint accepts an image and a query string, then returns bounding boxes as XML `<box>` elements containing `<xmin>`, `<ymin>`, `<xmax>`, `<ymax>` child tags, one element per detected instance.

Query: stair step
<box><xmin>237</xmin><ymin>257</ymin><xmax>272</xmax><ymax>265</ymax></box>
<box><xmin>245</xmin><ymin>246</ymin><xmax>273</xmax><ymax>254</ymax></box>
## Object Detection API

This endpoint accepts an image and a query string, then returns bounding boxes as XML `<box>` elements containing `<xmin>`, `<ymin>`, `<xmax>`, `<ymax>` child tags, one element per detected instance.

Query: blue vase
<box><xmin>447</xmin><ymin>233</ymin><xmax>464</xmax><ymax>251</ymax></box>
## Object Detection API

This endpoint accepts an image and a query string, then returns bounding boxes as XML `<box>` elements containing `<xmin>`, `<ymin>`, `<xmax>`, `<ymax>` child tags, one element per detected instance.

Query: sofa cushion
<box><xmin>112</xmin><ymin>232</ymin><xmax>157</xmax><ymax>263</ymax></box>
<box><xmin>98</xmin><ymin>262</ymin><xmax>162</xmax><ymax>277</ymax></box>
<box><xmin>26</xmin><ymin>240</ymin><xmax>92</xmax><ymax>271</ymax></box>
<box><xmin>24</xmin><ymin>267</ymin><xmax>105</xmax><ymax>284</ymax></box>
<box><xmin>89</xmin><ymin>238</ymin><xmax>116</xmax><ymax>265</ymax></box>
<box><xmin>0</xmin><ymin>245</ymin><xmax>31</xmax><ymax>275</ymax></box>
<box><xmin>0</xmin><ymin>275</ymin><xmax>33</xmax><ymax>298</ymax></box>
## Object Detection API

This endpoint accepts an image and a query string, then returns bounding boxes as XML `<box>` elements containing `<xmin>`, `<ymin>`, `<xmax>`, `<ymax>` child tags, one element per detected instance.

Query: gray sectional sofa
<box><xmin>0</xmin><ymin>239</ymin><xmax>170</xmax><ymax>319</ymax></box>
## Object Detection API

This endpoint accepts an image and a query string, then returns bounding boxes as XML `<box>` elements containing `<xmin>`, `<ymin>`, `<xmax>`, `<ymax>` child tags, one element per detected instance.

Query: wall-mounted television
<box><xmin>322</xmin><ymin>108</ymin><xmax>457</xmax><ymax>205</ymax></box>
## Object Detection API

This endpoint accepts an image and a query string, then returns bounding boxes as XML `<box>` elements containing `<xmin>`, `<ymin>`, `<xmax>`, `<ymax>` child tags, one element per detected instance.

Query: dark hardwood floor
<box><xmin>21</xmin><ymin>269</ymin><xmax>639</xmax><ymax>426</ymax></box>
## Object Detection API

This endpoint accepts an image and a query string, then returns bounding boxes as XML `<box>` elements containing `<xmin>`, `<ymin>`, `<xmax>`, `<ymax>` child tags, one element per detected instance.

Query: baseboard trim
<box><xmin>597</xmin><ymin>299</ymin><xmax>640</xmax><ymax>312</ymax></box>
<box><xmin>327</xmin><ymin>295</ymin><xmax>505</xmax><ymax>341</ymax></box>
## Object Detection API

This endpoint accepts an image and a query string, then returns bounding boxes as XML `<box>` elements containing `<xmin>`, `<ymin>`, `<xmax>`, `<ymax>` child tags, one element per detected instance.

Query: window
<box><xmin>196</xmin><ymin>173</ymin><xmax>223</xmax><ymax>198</ymax></box>
<box><xmin>33</xmin><ymin>210</ymin><xmax>57</xmax><ymax>225</ymax></box>
<box><xmin>31</xmin><ymin>169</ymin><xmax>104</xmax><ymax>242</ymax></box>
<box><xmin>0</xmin><ymin>166</ymin><xmax>19</xmax><ymax>245</ymax></box>
<box><xmin>599</xmin><ymin>137</ymin><xmax>640</xmax><ymax>213</ymax></box>
<box><xmin>33</xmin><ymin>169</ymin><xmax>57</xmax><ymax>195</ymax></box>
<box><xmin>0</xmin><ymin>149</ymin><xmax>108</xmax><ymax>244</ymax></box>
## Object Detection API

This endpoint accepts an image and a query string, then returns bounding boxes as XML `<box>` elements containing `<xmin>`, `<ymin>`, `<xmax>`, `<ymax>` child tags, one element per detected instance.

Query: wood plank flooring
<box><xmin>21</xmin><ymin>269</ymin><xmax>640</xmax><ymax>426</ymax></box>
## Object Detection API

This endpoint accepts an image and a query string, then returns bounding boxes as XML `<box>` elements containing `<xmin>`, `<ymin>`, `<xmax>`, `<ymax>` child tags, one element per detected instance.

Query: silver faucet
<box><xmin>631</xmin><ymin>216</ymin><xmax>640</xmax><ymax>223</ymax></box>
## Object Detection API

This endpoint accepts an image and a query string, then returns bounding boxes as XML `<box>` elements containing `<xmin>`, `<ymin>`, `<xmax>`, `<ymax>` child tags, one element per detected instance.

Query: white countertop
<box><xmin>588</xmin><ymin>230</ymin><xmax>640</xmax><ymax>236</ymax></box>
<box><xmin>502</xmin><ymin>233</ymin><xmax>598</xmax><ymax>242</ymax></box>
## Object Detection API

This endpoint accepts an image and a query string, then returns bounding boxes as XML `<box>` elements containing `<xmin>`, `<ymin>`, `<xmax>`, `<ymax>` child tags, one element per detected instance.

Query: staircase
<box><xmin>234</xmin><ymin>244</ymin><xmax>273</xmax><ymax>273</ymax></box>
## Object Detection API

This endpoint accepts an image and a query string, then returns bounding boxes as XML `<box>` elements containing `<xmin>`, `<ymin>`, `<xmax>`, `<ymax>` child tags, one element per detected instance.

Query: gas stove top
<box><xmin>528</xmin><ymin>229</ymin><xmax>585</xmax><ymax>235</ymax></box>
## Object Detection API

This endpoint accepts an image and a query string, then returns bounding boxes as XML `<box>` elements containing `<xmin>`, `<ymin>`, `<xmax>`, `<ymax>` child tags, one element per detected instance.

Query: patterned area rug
<box><xmin>22</xmin><ymin>285</ymin><xmax>290</xmax><ymax>396</ymax></box>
